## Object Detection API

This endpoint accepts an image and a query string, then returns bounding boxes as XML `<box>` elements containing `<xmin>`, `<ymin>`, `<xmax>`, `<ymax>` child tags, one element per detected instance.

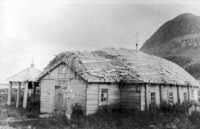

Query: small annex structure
<box><xmin>37</xmin><ymin>48</ymin><xmax>200</xmax><ymax>115</ymax></box>
<box><xmin>6</xmin><ymin>62</ymin><xmax>41</xmax><ymax>108</ymax></box>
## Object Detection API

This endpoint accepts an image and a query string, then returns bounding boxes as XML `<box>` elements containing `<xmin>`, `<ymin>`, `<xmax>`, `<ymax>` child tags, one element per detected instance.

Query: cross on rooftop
<box><xmin>134</xmin><ymin>32</ymin><xmax>139</xmax><ymax>51</ymax></box>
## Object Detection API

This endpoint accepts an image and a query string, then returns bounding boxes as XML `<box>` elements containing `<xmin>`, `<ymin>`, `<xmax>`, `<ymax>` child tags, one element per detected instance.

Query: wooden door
<box><xmin>55</xmin><ymin>86</ymin><xmax>63</xmax><ymax>111</ymax></box>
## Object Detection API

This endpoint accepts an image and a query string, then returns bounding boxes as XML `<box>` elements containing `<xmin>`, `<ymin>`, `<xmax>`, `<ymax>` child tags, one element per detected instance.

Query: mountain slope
<box><xmin>140</xmin><ymin>13</ymin><xmax>200</xmax><ymax>79</ymax></box>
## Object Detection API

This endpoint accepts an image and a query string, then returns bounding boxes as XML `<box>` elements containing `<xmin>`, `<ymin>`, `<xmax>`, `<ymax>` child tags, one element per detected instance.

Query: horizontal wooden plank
<box><xmin>86</xmin><ymin>110</ymin><xmax>97</xmax><ymax>115</ymax></box>
<box><xmin>121</xmin><ymin>101</ymin><xmax>140</xmax><ymax>105</ymax></box>
<box><xmin>86</xmin><ymin>105</ymin><xmax>98</xmax><ymax>110</ymax></box>
<box><xmin>109</xmin><ymin>99</ymin><xmax>120</xmax><ymax>104</ymax></box>
<box><xmin>87</xmin><ymin>94</ymin><xmax>98</xmax><ymax>99</ymax></box>
<box><xmin>109</xmin><ymin>95</ymin><xmax>120</xmax><ymax>100</ymax></box>
<box><xmin>88</xmin><ymin>84</ymin><xmax>99</xmax><ymax>88</ymax></box>
<box><xmin>121</xmin><ymin>88</ymin><xmax>137</xmax><ymax>92</ymax></box>
<box><xmin>71</xmin><ymin>79</ymin><xmax>86</xmax><ymax>84</ymax></box>
<box><xmin>110</xmin><ymin>91</ymin><xmax>120</xmax><ymax>94</ymax></box>
<box><xmin>109</xmin><ymin>87</ymin><xmax>120</xmax><ymax>92</ymax></box>
<box><xmin>87</xmin><ymin>100</ymin><xmax>98</xmax><ymax>105</ymax></box>
<box><xmin>40</xmin><ymin>101</ymin><xmax>54</xmax><ymax>113</ymax></box>
<box><xmin>41</xmin><ymin>92</ymin><xmax>54</xmax><ymax>101</ymax></box>
<box><xmin>87</xmin><ymin>91</ymin><xmax>98</xmax><ymax>95</ymax></box>
<box><xmin>99</xmin><ymin>85</ymin><xmax>110</xmax><ymax>89</ymax></box>
<box><xmin>121</xmin><ymin>94</ymin><xmax>140</xmax><ymax>98</ymax></box>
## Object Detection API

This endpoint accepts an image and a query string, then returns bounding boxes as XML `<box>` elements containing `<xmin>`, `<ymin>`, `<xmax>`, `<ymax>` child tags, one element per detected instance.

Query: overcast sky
<box><xmin>0</xmin><ymin>0</ymin><xmax>200</xmax><ymax>83</ymax></box>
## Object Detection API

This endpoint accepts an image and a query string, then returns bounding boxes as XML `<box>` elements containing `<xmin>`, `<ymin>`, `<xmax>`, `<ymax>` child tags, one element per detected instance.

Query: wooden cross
<box><xmin>134</xmin><ymin>32</ymin><xmax>139</xmax><ymax>51</ymax></box>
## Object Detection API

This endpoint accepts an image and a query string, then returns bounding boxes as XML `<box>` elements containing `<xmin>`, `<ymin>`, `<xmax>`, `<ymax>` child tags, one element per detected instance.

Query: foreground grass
<box><xmin>1</xmin><ymin>103</ymin><xmax>199</xmax><ymax>129</ymax></box>
<box><xmin>1</xmin><ymin>88</ymin><xmax>200</xmax><ymax>129</ymax></box>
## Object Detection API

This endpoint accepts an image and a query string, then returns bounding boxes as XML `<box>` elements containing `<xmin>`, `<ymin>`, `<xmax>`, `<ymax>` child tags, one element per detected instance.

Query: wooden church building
<box><xmin>37</xmin><ymin>48</ymin><xmax>200</xmax><ymax>115</ymax></box>
<box><xmin>7</xmin><ymin>62</ymin><xmax>41</xmax><ymax>108</ymax></box>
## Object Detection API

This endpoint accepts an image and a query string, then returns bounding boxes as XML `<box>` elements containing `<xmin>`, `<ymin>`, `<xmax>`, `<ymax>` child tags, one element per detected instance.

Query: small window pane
<box><xmin>101</xmin><ymin>89</ymin><xmax>108</xmax><ymax>102</ymax></box>
<box><xmin>151</xmin><ymin>92</ymin><xmax>156</xmax><ymax>103</ymax></box>
<box><xmin>168</xmin><ymin>92</ymin><xmax>173</xmax><ymax>104</ymax></box>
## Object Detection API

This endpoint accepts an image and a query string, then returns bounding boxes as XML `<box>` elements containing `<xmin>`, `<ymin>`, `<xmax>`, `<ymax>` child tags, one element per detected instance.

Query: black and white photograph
<box><xmin>0</xmin><ymin>0</ymin><xmax>200</xmax><ymax>128</ymax></box>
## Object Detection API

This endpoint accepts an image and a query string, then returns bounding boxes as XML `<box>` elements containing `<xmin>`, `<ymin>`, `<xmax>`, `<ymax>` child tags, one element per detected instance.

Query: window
<box><xmin>191</xmin><ymin>90</ymin><xmax>194</xmax><ymax>98</ymax></box>
<box><xmin>168</xmin><ymin>92</ymin><xmax>173</xmax><ymax>104</ymax></box>
<box><xmin>101</xmin><ymin>89</ymin><xmax>108</xmax><ymax>102</ymax></box>
<box><xmin>61</xmin><ymin>66</ymin><xmax>66</xmax><ymax>74</ymax></box>
<box><xmin>151</xmin><ymin>92</ymin><xmax>156</xmax><ymax>104</ymax></box>
<box><xmin>184</xmin><ymin>92</ymin><xmax>187</xmax><ymax>101</ymax></box>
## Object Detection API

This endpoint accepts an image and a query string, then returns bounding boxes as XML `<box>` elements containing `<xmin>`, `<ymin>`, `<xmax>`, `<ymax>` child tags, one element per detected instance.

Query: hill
<box><xmin>140</xmin><ymin>13</ymin><xmax>200</xmax><ymax>79</ymax></box>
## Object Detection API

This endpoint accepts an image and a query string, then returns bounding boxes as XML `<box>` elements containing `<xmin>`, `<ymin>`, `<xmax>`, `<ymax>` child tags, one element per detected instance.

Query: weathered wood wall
<box><xmin>40</xmin><ymin>62</ymin><xmax>199</xmax><ymax>114</ymax></box>
<box><xmin>121</xmin><ymin>84</ymin><xmax>140</xmax><ymax>110</ymax></box>
<box><xmin>140</xmin><ymin>83</ymin><xmax>199</xmax><ymax>112</ymax></box>
<box><xmin>162</xmin><ymin>85</ymin><xmax>178</xmax><ymax>104</ymax></box>
<box><xmin>40</xmin><ymin>63</ymin><xmax>86</xmax><ymax>114</ymax></box>
<box><xmin>86</xmin><ymin>84</ymin><xmax>120</xmax><ymax>115</ymax></box>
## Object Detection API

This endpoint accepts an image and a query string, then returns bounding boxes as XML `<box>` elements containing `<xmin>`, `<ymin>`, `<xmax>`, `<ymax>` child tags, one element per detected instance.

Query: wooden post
<box><xmin>7</xmin><ymin>81</ymin><xmax>12</xmax><ymax>106</ymax></box>
<box><xmin>145</xmin><ymin>83</ymin><xmax>149</xmax><ymax>111</ymax></box>
<box><xmin>32</xmin><ymin>82</ymin><xmax>36</xmax><ymax>102</ymax></box>
<box><xmin>177</xmin><ymin>85</ymin><xmax>181</xmax><ymax>104</ymax></box>
<box><xmin>159</xmin><ymin>84</ymin><xmax>163</xmax><ymax>104</ymax></box>
<box><xmin>16</xmin><ymin>82</ymin><xmax>21</xmax><ymax>108</ymax></box>
<box><xmin>188</xmin><ymin>85</ymin><xmax>191</xmax><ymax>101</ymax></box>
<box><xmin>23</xmin><ymin>81</ymin><xmax>28</xmax><ymax>108</ymax></box>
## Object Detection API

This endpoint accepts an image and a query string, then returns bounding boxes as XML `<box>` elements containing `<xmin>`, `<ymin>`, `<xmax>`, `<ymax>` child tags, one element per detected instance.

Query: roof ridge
<box><xmin>25</xmin><ymin>66</ymin><xmax>33</xmax><ymax>81</ymax></box>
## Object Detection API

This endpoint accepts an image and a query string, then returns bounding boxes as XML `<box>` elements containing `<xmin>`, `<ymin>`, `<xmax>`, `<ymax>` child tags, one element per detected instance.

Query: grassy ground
<box><xmin>1</xmin><ymin>88</ymin><xmax>200</xmax><ymax>129</ymax></box>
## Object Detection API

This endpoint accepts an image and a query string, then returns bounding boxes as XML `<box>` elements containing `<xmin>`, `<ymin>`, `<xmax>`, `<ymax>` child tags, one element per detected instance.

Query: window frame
<box><xmin>101</xmin><ymin>89</ymin><xmax>108</xmax><ymax>102</ymax></box>
<box><xmin>150</xmin><ymin>92</ymin><xmax>156</xmax><ymax>104</ymax></box>
<box><xmin>99</xmin><ymin>88</ymin><xmax>109</xmax><ymax>106</ymax></box>
<box><xmin>168</xmin><ymin>92</ymin><xmax>173</xmax><ymax>104</ymax></box>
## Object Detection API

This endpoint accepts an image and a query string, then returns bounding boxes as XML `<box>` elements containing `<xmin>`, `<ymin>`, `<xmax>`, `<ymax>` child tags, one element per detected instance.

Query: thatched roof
<box><xmin>37</xmin><ymin>48</ymin><xmax>200</xmax><ymax>87</ymax></box>
<box><xmin>7</xmin><ymin>64</ymin><xmax>41</xmax><ymax>82</ymax></box>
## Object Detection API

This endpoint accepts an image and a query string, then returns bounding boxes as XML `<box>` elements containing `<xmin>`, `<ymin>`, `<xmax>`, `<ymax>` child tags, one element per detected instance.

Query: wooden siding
<box><xmin>86</xmin><ymin>84</ymin><xmax>120</xmax><ymax>115</ymax></box>
<box><xmin>40</xmin><ymin>63</ymin><xmax>86</xmax><ymax>114</ymax></box>
<box><xmin>121</xmin><ymin>84</ymin><xmax>140</xmax><ymax>110</ymax></box>
<box><xmin>162</xmin><ymin>85</ymin><xmax>178</xmax><ymax>104</ymax></box>
<box><xmin>40</xmin><ymin>79</ymin><xmax>55</xmax><ymax>113</ymax></box>
<box><xmin>70</xmin><ymin>79</ymin><xmax>86</xmax><ymax>111</ymax></box>
<box><xmin>148</xmin><ymin>84</ymin><xmax>160</xmax><ymax>105</ymax></box>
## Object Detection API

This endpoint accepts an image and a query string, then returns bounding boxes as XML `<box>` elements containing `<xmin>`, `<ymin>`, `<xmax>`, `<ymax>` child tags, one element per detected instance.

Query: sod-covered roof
<box><xmin>37</xmin><ymin>48</ymin><xmax>200</xmax><ymax>87</ymax></box>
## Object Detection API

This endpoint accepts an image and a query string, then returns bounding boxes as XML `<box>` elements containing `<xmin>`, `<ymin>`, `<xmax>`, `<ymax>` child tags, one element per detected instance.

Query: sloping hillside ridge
<box><xmin>140</xmin><ymin>13</ymin><xmax>200</xmax><ymax>79</ymax></box>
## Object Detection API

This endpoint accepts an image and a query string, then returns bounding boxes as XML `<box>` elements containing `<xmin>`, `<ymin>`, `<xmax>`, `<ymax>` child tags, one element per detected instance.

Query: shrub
<box><xmin>96</xmin><ymin>104</ymin><xmax>137</xmax><ymax>116</ymax></box>
<box><xmin>72</xmin><ymin>103</ymin><xmax>84</xmax><ymax>115</ymax></box>
<box><xmin>189</xmin><ymin>111</ymin><xmax>200</xmax><ymax>126</ymax></box>
<box><xmin>25</xmin><ymin>100</ymin><xmax>40</xmax><ymax>113</ymax></box>
<box><xmin>149</xmin><ymin>103</ymin><xmax>159</xmax><ymax>113</ymax></box>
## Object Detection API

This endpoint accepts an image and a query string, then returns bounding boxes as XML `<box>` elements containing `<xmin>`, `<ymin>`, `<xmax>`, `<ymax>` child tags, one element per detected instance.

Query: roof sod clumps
<box><xmin>37</xmin><ymin>48</ymin><xmax>200</xmax><ymax>87</ymax></box>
